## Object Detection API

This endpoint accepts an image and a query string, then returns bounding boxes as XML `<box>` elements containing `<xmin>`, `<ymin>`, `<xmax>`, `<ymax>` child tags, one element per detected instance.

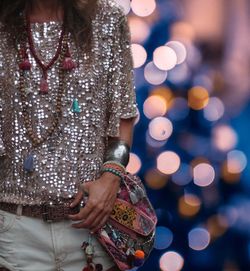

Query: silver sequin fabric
<box><xmin>0</xmin><ymin>0</ymin><xmax>138</xmax><ymax>205</ymax></box>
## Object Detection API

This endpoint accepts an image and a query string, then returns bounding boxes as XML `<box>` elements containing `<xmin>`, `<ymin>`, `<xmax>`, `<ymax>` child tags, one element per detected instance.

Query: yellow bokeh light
<box><xmin>206</xmin><ymin>215</ymin><xmax>228</xmax><ymax>241</ymax></box>
<box><xmin>145</xmin><ymin>169</ymin><xmax>168</xmax><ymax>189</ymax></box>
<box><xmin>150</xmin><ymin>86</ymin><xmax>174</xmax><ymax>109</ymax></box>
<box><xmin>188</xmin><ymin>86</ymin><xmax>209</xmax><ymax>110</ymax></box>
<box><xmin>178</xmin><ymin>194</ymin><xmax>201</xmax><ymax>218</ymax></box>
<box><xmin>221</xmin><ymin>161</ymin><xmax>241</xmax><ymax>184</ymax></box>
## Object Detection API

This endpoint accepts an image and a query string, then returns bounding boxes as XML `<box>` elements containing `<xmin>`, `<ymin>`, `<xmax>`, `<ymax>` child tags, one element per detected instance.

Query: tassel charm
<box><xmin>24</xmin><ymin>154</ymin><xmax>34</xmax><ymax>172</ymax></box>
<box><xmin>71</xmin><ymin>99</ymin><xmax>81</xmax><ymax>113</ymax></box>
<box><xmin>62</xmin><ymin>45</ymin><xmax>76</xmax><ymax>71</ymax></box>
<box><xmin>19</xmin><ymin>59</ymin><xmax>32</xmax><ymax>71</ymax></box>
<box><xmin>39</xmin><ymin>78</ymin><xmax>49</xmax><ymax>94</ymax></box>
<box><xmin>62</xmin><ymin>57</ymin><xmax>76</xmax><ymax>71</ymax></box>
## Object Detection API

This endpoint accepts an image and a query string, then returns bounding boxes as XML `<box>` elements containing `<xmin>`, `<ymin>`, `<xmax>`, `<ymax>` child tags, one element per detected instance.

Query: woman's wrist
<box><xmin>101</xmin><ymin>171</ymin><xmax>121</xmax><ymax>184</ymax></box>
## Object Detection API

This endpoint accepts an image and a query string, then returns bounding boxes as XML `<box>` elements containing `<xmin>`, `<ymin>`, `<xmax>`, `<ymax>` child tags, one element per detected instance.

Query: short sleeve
<box><xmin>106</xmin><ymin>10</ymin><xmax>139</xmax><ymax>137</ymax></box>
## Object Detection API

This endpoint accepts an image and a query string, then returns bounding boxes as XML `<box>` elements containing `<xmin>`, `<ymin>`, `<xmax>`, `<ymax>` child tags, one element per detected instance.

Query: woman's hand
<box><xmin>68</xmin><ymin>172</ymin><xmax>121</xmax><ymax>233</ymax></box>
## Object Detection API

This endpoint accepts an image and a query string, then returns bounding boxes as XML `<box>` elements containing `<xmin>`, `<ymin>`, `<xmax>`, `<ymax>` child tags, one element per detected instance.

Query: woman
<box><xmin>0</xmin><ymin>0</ymin><xmax>138</xmax><ymax>270</ymax></box>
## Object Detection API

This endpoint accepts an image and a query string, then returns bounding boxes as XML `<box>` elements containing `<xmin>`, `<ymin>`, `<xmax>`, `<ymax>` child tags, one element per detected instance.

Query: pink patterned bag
<box><xmin>94</xmin><ymin>173</ymin><xmax>157</xmax><ymax>270</ymax></box>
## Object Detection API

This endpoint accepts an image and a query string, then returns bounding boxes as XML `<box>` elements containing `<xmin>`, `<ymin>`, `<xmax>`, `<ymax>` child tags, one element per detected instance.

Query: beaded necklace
<box><xmin>18</xmin><ymin>14</ymin><xmax>77</xmax><ymax>172</ymax></box>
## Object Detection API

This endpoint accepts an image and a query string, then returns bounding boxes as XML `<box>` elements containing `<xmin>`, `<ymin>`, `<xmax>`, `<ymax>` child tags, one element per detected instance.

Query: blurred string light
<box><xmin>154</xmin><ymin>226</ymin><xmax>174</xmax><ymax>250</ymax></box>
<box><xmin>149</xmin><ymin>117</ymin><xmax>173</xmax><ymax>141</ymax></box>
<box><xmin>159</xmin><ymin>251</ymin><xmax>184</xmax><ymax>271</ymax></box>
<box><xmin>153</xmin><ymin>46</ymin><xmax>178</xmax><ymax>71</ymax></box>
<box><xmin>203</xmin><ymin>97</ymin><xmax>225</xmax><ymax>122</ymax></box>
<box><xmin>212</xmin><ymin>125</ymin><xmax>238</xmax><ymax>152</ymax></box>
<box><xmin>144</xmin><ymin>61</ymin><xmax>168</xmax><ymax>85</ymax></box>
<box><xmin>157</xmin><ymin>151</ymin><xmax>181</xmax><ymax>175</ymax></box>
<box><xmin>188</xmin><ymin>227</ymin><xmax>211</xmax><ymax>251</ymax></box>
<box><xmin>165</xmin><ymin>41</ymin><xmax>187</xmax><ymax>65</ymax></box>
<box><xmin>226</xmin><ymin>150</ymin><xmax>247</xmax><ymax>174</ymax></box>
<box><xmin>126</xmin><ymin>152</ymin><xmax>142</xmax><ymax>174</ymax></box>
<box><xmin>167</xmin><ymin>63</ymin><xmax>190</xmax><ymax>85</ymax></box>
<box><xmin>146</xmin><ymin>131</ymin><xmax>168</xmax><ymax>148</ymax></box>
<box><xmin>131</xmin><ymin>43</ymin><xmax>147</xmax><ymax>68</ymax></box>
<box><xmin>143</xmin><ymin>95</ymin><xmax>168</xmax><ymax>119</ymax></box>
<box><xmin>193</xmin><ymin>163</ymin><xmax>215</xmax><ymax>187</ymax></box>
<box><xmin>188</xmin><ymin>86</ymin><xmax>210</xmax><ymax>110</ymax></box>
<box><xmin>178</xmin><ymin>194</ymin><xmax>201</xmax><ymax>218</ymax></box>
<box><xmin>145</xmin><ymin>168</ymin><xmax>168</xmax><ymax>189</ymax></box>
<box><xmin>170</xmin><ymin>21</ymin><xmax>196</xmax><ymax>42</ymax></box>
<box><xmin>206</xmin><ymin>214</ymin><xmax>229</xmax><ymax>241</ymax></box>
<box><xmin>131</xmin><ymin>0</ymin><xmax>156</xmax><ymax>17</ymax></box>
<box><xmin>129</xmin><ymin>17</ymin><xmax>151</xmax><ymax>43</ymax></box>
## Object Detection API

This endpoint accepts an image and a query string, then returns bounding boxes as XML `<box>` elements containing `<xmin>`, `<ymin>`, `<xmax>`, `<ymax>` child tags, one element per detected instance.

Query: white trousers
<box><xmin>0</xmin><ymin>207</ymin><xmax>116</xmax><ymax>271</ymax></box>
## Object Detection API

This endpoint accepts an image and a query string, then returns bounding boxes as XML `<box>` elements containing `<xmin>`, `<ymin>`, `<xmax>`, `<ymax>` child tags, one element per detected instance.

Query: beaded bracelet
<box><xmin>101</xmin><ymin>167</ymin><xmax>124</xmax><ymax>180</ymax></box>
<box><xmin>103</xmin><ymin>160</ymin><xmax>126</xmax><ymax>173</ymax></box>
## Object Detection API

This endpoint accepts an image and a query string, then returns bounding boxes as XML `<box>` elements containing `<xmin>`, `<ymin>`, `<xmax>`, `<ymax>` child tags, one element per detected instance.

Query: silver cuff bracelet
<box><xmin>104</xmin><ymin>139</ymin><xmax>130</xmax><ymax>167</ymax></box>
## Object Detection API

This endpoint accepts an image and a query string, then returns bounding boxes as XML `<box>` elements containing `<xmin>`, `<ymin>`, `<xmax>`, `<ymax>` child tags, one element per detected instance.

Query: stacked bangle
<box><xmin>101</xmin><ymin>167</ymin><xmax>124</xmax><ymax>179</ymax></box>
<box><xmin>103</xmin><ymin>160</ymin><xmax>126</xmax><ymax>173</ymax></box>
<box><xmin>101</xmin><ymin>161</ymin><xmax>126</xmax><ymax>180</ymax></box>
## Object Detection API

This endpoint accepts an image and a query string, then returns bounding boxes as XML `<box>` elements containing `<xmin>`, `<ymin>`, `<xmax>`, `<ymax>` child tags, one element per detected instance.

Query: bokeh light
<box><xmin>144</xmin><ymin>61</ymin><xmax>168</xmax><ymax>85</ymax></box>
<box><xmin>188</xmin><ymin>86</ymin><xmax>209</xmax><ymax>110</ymax></box>
<box><xmin>212</xmin><ymin>125</ymin><xmax>238</xmax><ymax>152</ymax></box>
<box><xmin>159</xmin><ymin>251</ymin><xmax>184</xmax><ymax>271</ymax></box>
<box><xmin>157</xmin><ymin>151</ymin><xmax>181</xmax><ymax>175</ymax></box>
<box><xmin>126</xmin><ymin>153</ymin><xmax>142</xmax><ymax>174</ymax></box>
<box><xmin>203</xmin><ymin>97</ymin><xmax>225</xmax><ymax>121</ymax></box>
<box><xmin>226</xmin><ymin>150</ymin><xmax>247</xmax><ymax>174</ymax></box>
<box><xmin>188</xmin><ymin>227</ymin><xmax>211</xmax><ymax>251</ymax></box>
<box><xmin>131</xmin><ymin>0</ymin><xmax>156</xmax><ymax>17</ymax></box>
<box><xmin>154</xmin><ymin>226</ymin><xmax>174</xmax><ymax>250</ymax></box>
<box><xmin>145</xmin><ymin>168</ymin><xmax>168</xmax><ymax>189</ymax></box>
<box><xmin>193</xmin><ymin>163</ymin><xmax>215</xmax><ymax>187</ymax></box>
<box><xmin>206</xmin><ymin>215</ymin><xmax>229</xmax><ymax>240</ymax></box>
<box><xmin>166</xmin><ymin>41</ymin><xmax>187</xmax><ymax>65</ymax></box>
<box><xmin>129</xmin><ymin>17</ymin><xmax>151</xmax><ymax>43</ymax></box>
<box><xmin>153</xmin><ymin>46</ymin><xmax>178</xmax><ymax>71</ymax></box>
<box><xmin>131</xmin><ymin>43</ymin><xmax>147</xmax><ymax>68</ymax></box>
<box><xmin>149</xmin><ymin>117</ymin><xmax>173</xmax><ymax>141</ymax></box>
<box><xmin>143</xmin><ymin>95</ymin><xmax>168</xmax><ymax>119</ymax></box>
<box><xmin>178</xmin><ymin>194</ymin><xmax>201</xmax><ymax>217</ymax></box>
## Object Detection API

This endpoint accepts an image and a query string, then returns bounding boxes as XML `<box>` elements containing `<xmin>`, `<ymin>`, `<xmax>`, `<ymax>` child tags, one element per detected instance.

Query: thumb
<box><xmin>70</xmin><ymin>190</ymin><xmax>83</xmax><ymax>208</ymax></box>
<box><xmin>81</xmin><ymin>181</ymin><xmax>92</xmax><ymax>194</ymax></box>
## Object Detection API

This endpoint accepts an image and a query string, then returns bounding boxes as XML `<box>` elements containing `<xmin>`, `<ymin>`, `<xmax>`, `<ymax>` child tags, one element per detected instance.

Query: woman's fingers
<box><xmin>70</xmin><ymin>190</ymin><xmax>83</xmax><ymax>208</ymax></box>
<box><xmin>72</xmin><ymin>207</ymin><xmax>101</xmax><ymax>229</ymax></box>
<box><xmin>90</xmin><ymin>214</ymin><xmax>110</xmax><ymax>233</ymax></box>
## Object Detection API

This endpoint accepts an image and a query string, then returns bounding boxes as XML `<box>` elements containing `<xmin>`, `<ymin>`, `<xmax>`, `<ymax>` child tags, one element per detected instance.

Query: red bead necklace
<box><xmin>19</xmin><ymin>13</ymin><xmax>76</xmax><ymax>94</ymax></box>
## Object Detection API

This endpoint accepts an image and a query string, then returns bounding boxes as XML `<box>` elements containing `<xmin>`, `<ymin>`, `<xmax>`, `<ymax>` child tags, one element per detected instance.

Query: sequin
<box><xmin>0</xmin><ymin>0</ymin><xmax>138</xmax><ymax>205</ymax></box>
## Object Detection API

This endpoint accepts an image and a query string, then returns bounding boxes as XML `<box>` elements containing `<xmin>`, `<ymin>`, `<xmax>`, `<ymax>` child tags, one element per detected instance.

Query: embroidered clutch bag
<box><xmin>95</xmin><ymin>172</ymin><xmax>157</xmax><ymax>270</ymax></box>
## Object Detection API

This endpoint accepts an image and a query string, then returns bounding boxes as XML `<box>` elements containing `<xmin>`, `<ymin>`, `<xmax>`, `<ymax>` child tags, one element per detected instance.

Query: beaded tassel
<box><xmin>23</xmin><ymin>153</ymin><xmax>34</xmax><ymax>172</ymax></box>
<box><xmin>39</xmin><ymin>76</ymin><xmax>49</xmax><ymax>94</ymax></box>
<box><xmin>19</xmin><ymin>49</ymin><xmax>31</xmax><ymax>71</ymax></box>
<box><xmin>62</xmin><ymin>45</ymin><xmax>76</xmax><ymax>71</ymax></box>
<box><xmin>71</xmin><ymin>98</ymin><xmax>81</xmax><ymax>113</ymax></box>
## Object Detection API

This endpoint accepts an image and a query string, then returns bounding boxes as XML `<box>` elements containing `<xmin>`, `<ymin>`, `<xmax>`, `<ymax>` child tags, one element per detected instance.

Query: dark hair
<box><xmin>0</xmin><ymin>0</ymin><xmax>98</xmax><ymax>52</ymax></box>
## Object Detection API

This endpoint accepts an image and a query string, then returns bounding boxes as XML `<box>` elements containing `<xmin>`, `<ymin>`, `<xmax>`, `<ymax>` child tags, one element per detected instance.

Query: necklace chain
<box><xmin>18</xmin><ymin>17</ymin><xmax>69</xmax><ymax>148</ymax></box>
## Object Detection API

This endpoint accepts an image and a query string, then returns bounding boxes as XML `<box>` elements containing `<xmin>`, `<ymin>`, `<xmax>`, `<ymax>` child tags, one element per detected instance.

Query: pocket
<box><xmin>0</xmin><ymin>210</ymin><xmax>17</xmax><ymax>233</ymax></box>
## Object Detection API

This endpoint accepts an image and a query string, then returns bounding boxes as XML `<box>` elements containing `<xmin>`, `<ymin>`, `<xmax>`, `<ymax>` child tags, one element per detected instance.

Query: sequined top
<box><xmin>0</xmin><ymin>0</ymin><xmax>138</xmax><ymax>205</ymax></box>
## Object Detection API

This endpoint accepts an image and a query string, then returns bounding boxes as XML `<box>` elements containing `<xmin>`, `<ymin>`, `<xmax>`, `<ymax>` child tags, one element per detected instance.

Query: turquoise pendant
<box><xmin>24</xmin><ymin>154</ymin><xmax>34</xmax><ymax>172</ymax></box>
<box><xmin>71</xmin><ymin>99</ymin><xmax>80</xmax><ymax>113</ymax></box>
